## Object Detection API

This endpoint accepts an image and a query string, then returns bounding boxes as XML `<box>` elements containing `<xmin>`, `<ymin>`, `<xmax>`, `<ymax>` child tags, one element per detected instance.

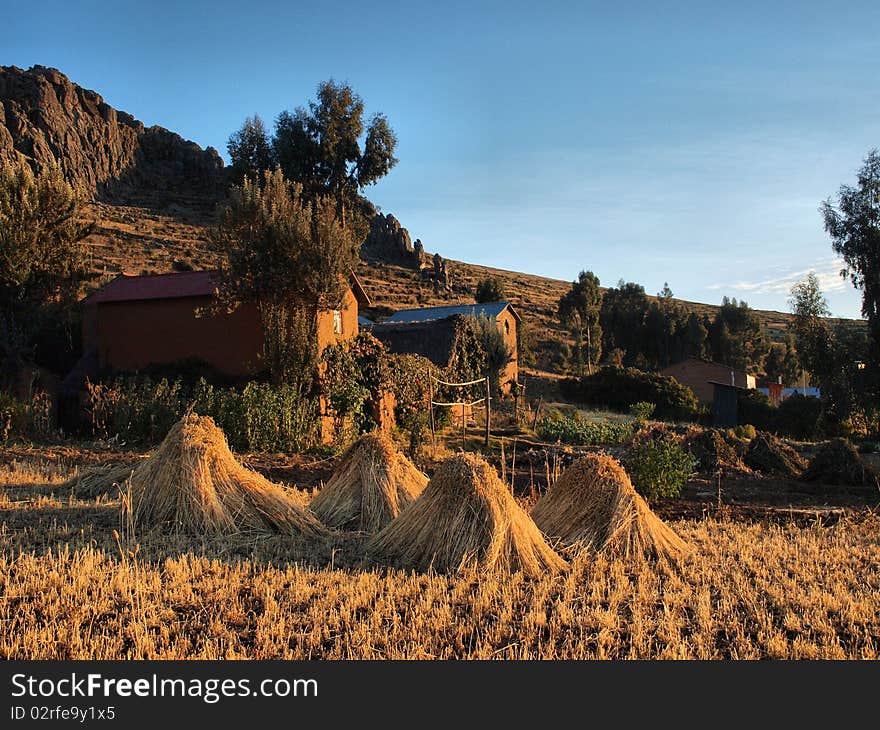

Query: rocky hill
<box><xmin>1</xmin><ymin>65</ymin><xmax>864</xmax><ymax>376</ymax></box>
<box><xmin>0</xmin><ymin>65</ymin><xmax>223</xmax><ymax>205</ymax></box>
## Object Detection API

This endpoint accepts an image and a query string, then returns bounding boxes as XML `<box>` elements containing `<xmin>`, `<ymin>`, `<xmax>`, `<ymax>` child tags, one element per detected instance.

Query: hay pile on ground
<box><xmin>531</xmin><ymin>453</ymin><xmax>688</xmax><ymax>561</ymax></box>
<box><xmin>684</xmin><ymin>429</ymin><xmax>745</xmax><ymax>473</ymax></box>
<box><xmin>309</xmin><ymin>432</ymin><xmax>428</xmax><ymax>532</ymax></box>
<box><xmin>124</xmin><ymin>413</ymin><xmax>327</xmax><ymax>537</ymax></box>
<box><xmin>744</xmin><ymin>433</ymin><xmax>806</xmax><ymax>477</ymax></box>
<box><xmin>63</xmin><ymin>461</ymin><xmax>139</xmax><ymax>499</ymax></box>
<box><xmin>367</xmin><ymin>452</ymin><xmax>566</xmax><ymax>577</ymax></box>
<box><xmin>802</xmin><ymin>439</ymin><xmax>878</xmax><ymax>491</ymax></box>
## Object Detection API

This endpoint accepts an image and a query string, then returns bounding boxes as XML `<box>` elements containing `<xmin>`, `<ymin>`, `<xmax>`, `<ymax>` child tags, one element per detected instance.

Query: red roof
<box><xmin>85</xmin><ymin>268</ymin><xmax>371</xmax><ymax>307</ymax></box>
<box><xmin>85</xmin><ymin>271</ymin><xmax>219</xmax><ymax>304</ymax></box>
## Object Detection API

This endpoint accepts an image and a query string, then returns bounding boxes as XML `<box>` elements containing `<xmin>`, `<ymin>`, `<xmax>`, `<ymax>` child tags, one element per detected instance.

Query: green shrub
<box><xmin>734</xmin><ymin>424</ymin><xmax>757</xmax><ymax>441</ymax></box>
<box><xmin>629</xmin><ymin>401</ymin><xmax>656</xmax><ymax>421</ymax></box>
<box><xmin>537</xmin><ymin>413</ymin><xmax>634</xmax><ymax>446</ymax></box>
<box><xmin>775</xmin><ymin>394</ymin><xmax>822</xmax><ymax>440</ymax></box>
<box><xmin>84</xmin><ymin>376</ymin><xmax>318</xmax><ymax>452</ymax></box>
<box><xmin>560</xmin><ymin>367</ymin><xmax>698</xmax><ymax>421</ymax></box>
<box><xmin>623</xmin><ymin>440</ymin><xmax>695</xmax><ymax>499</ymax></box>
<box><xmin>387</xmin><ymin>353</ymin><xmax>438</xmax><ymax>454</ymax></box>
<box><xmin>737</xmin><ymin>389</ymin><xmax>775</xmax><ymax>431</ymax></box>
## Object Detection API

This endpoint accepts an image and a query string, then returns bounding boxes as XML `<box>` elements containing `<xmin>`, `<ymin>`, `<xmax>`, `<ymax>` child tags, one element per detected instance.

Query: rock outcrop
<box><xmin>0</xmin><ymin>65</ymin><xmax>223</xmax><ymax>203</ymax></box>
<box><xmin>361</xmin><ymin>213</ymin><xmax>423</xmax><ymax>268</ymax></box>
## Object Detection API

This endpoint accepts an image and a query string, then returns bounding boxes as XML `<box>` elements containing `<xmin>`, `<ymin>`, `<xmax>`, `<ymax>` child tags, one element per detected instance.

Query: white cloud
<box><xmin>707</xmin><ymin>258</ymin><xmax>850</xmax><ymax>296</ymax></box>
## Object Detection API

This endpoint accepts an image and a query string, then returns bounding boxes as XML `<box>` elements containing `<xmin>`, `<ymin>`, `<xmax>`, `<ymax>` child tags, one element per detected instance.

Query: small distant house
<box><xmin>661</xmin><ymin>358</ymin><xmax>755</xmax><ymax>405</ymax></box>
<box><xmin>371</xmin><ymin>302</ymin><xmax>520</xmax><ymax>393</ymax></box>
<box><xmin>76</xmin><ymin>269</ymin><xmax>370</xmax><ymax>378</ymax></box>
<box><xmin>709</xmin><ymin>381</ymin><xmax>743</xmax><ymax>428</ymax></box>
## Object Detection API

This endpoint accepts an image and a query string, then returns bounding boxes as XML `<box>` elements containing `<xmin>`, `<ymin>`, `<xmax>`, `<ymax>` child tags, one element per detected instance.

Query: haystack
<box><xmin>367</xmin><ymin>452</ymin><xmax>566</xmax><ymax>577</ymax></box>
<box><xmin>63</xmin><ymin>461</ymin><xmax>138</xmax><ymax>499</ymax></box>
<box><xmin>531</xmin><ymin>453</ymin><xmax>687</xmax><ymax>560</ymax></box>
<box><xmin>744</xmin><ymin>433</ymin><xmax>806</xmax><ymax>477</ymax></box>
<box><xmin>309</xmin><ymin>432</ymin><xmax>428</xmax><ymax>532</ymax></box>
<box><xmin>124</xmin><ymin>413</ymin><xmax>327</xmax><ymax>537</ymax></box>
<box><xmin>685</xmin><ymin>429</ymin><xmax>746</xmax><ymax>473</ymax></box>
<box><xmin>802</xmin><ymin>439</ymin><xmax>878</xmax><ymax>490</ymax></box>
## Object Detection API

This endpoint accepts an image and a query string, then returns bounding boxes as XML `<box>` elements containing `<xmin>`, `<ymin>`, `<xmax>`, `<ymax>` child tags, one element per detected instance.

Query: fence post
<box><xmin>461</xmin><ymin>401</ymin><xmax>466</xmax><ymax>451</ymax></box>
<box><xmin>485</xmin><ymin>377</ymin><xmax>491</xmax><ymax>448</ymax></box>
<box><xmin>428</xmin><ymin>371</ymin><xmax>436</xmax><ymax>449</ymax></box>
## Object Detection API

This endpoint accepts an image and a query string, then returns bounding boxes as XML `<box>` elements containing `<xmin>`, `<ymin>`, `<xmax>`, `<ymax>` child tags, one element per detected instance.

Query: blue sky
<box><xmin>7</xmin><ymin>1</ymin><xmax>879</xmax><ymax>318</ymax></box>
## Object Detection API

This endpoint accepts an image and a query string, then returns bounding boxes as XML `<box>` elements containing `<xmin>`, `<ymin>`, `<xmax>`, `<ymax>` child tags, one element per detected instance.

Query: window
<box><xmin>504</xmin><ymin>319</ymin><xmax>510</xmax><ymax>335</ymax></box>
<box><xmin>333</xmin><ymin>309</ymin><xmax>343</xmax><ymax>335</ymax></box>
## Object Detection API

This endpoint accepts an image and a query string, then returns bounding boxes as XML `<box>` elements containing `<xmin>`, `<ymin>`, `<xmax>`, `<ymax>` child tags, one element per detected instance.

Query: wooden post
<box><xmin>484</xmin><ymin>377</ymin><xmax>491</xmax><ymax>448</ymax></box>
<box><xmin>512</xmin><ymin>381</ymin><xmax>519</xmax><ymax>427</ymax></box>
<box><xmin>428</xmin><ymin>372</ymin><xmax>436</xmax><ymax>449</ymax></box>
<box><xmin>461</xmin><ymin>401</ymin><xmax>466</xmax><ymax>451</ymax></box>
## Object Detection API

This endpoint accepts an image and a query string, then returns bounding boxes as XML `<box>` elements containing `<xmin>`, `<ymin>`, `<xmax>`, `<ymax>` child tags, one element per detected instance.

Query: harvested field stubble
<box><xmin>2</xmin><ymin>446</ymin><xmax>880</xmax><ymax>660</ymax></box>
<box><xmin>0</xmin><ymin>513</ymin><xmax>878</xmax><ymax>659</ymax></box>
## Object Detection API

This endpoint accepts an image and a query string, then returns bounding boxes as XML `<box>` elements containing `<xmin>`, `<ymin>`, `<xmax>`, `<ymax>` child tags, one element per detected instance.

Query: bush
<box><xmin>737</xmin><ymin>389</ymin><xmax>775</xmax><ymax>431</ymax></box>
<box><xmin>623</xmin><ymin>440</ymin><xmax>695</xmax><ymax>499</ymax></box>
<box><xmin>629</xmin><ymin>401</ymin><xmax>655</xmax><ymax>421</ymax></box>
<box><xmin>84</xmin><ymin>376</ymin><xmax>318</xmax><ymax>452</ymax></box>
<box><xmin>774</xmin><ymin>394</ymin><xmax>822</xmax><ymax>440</ymax></box>
<box><xmin>560</xmin><ymin>366</ymin><xmax>698</xmax><ymax>421</ymax></box>
<box><xmin>387</xmin><ymin>353</ymin><xmax>437</xmax><ymax>455</ymax></box>
<box><xmin>537</xmin><ymin>413</ymin><xmax>634</xmax><ymax>446</ymax></box>
<box><xmin>734</xmin><ymin>424</ymin><xmax>757</xmax><ymax>441</ymax></box>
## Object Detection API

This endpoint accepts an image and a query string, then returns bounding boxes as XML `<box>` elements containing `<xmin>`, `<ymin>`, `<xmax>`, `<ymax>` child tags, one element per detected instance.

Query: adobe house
<box><xmin>660</xmin><ymin>357</ymin><xmax>755</xmax><ymax>405</ymax></box>
<box><xmin>371</xmin><ymin>302</ymin><xmax>520</xmax><ymax>394</ymax></box>
<box><xmin>79</xmin><ymin>269</ymin><xmax>370</xmax><ymax>377</ymax></box>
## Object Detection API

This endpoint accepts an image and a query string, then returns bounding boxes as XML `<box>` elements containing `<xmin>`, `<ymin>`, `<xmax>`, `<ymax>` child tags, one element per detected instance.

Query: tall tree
<box><xmin>272</xmin><ymin>80</ymin><xmax>398</xmax><ymax>229</ymax></box>
<box><xmin>821</xmin><ymin>148</ymin><xmax>880</xmax><ymax>378</ymax></box>
<box><xmin>0</xmin><ymin>162</ymin><xmax>92</xmax><ymax>382</ymax></box>
<box><xmin>789</xmin><ymin>273</ymin><xmax>872</xmax><ymax>423</ymax></box>
<box><xmin>709</xmin><ymin>297</ymin><xmax>770</xmax><ymax>374</ymax></box>
<box><xmin>211</xmin><ymin>169</ymin><xmax>358</xmax><ymax>392</ymax></box>
<box><xmin>683</xmin><ymin>312</ymin><xmax>709</xmax><ymax>361</ymax></box>
<box><xmin>764</xmin><ymin>335</ymin><xmax>801</xmax><ymax>387</ymax></box>
<box><xmin>227</xmin><ymin>115</ymin><xmax>274</xmax><ymax>182</ymax></box>
<box><xmin>558</xmin><ymin>270</ymin><xmax>602</xmax><ymax>375</ymax></box>
<box><xmin>600</xmin><ymin>280</ymin><xmax>648</xmax><ymax>364</ymax></box>
<box><xmin>788</xmin><ymin>272</ymin><xmax>832</xmax><ymax>382</ymax></box>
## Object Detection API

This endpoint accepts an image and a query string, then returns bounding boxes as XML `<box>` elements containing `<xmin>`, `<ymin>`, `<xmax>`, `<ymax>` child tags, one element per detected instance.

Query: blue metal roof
<box><xmin>383</xmin><ymin>301</ymin><xmax>515</xmax><ymax>324</ymax></box>
<box><xmin>357</xmin><ymin>315</ymin><xmax>373</xmax><ymax>326</ymax></box>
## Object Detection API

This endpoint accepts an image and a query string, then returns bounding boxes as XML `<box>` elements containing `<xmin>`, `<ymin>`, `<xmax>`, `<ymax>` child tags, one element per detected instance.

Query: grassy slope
<box><xmin>79</xmin><ymin>201</ymin><xmax>863</xmax><ymax>357</ymax></box>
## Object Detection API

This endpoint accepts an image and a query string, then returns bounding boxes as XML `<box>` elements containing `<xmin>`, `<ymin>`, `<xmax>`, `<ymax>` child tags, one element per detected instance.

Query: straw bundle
<box><xmin>368</xmin><ymin>452</ymin><xmax>567</xmax><ymax>577</ymax></box>
<box><xmin>125</xmin><ymin>413</ymin><xmax>327</xmax><ymax>537</ymax></box>
<box><xmin>63</xmin><ymin>461</ymin><xmax>138</xmax><ymax>499</ymax></box>
<box><xmin>531</xmin><ymin>453</ymin><xmax>687</xmax><ymax>560</ymax></box>
<box><xmin>310</xmin><ymin>432</ymin><xmax>428</xmax><ymax>532</ymax></box>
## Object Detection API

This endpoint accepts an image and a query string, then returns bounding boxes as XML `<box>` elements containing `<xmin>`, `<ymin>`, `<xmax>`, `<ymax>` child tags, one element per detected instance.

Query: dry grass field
<box><xmin>2</xmin><ymin>446</ymin><xmax>878</xmax><ymax>660</ymax></box>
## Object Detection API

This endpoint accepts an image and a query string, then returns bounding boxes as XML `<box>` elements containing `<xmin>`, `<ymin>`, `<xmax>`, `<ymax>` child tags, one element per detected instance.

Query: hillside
<box><xmin>1</xmin><ymin>65</ymin><xmax>864</xmax><ymax>372</ymax></box>
<box><xmin>0</xmin><ymin>65</ymin><xmax>223</xmax><ymax>203</ymax></box>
